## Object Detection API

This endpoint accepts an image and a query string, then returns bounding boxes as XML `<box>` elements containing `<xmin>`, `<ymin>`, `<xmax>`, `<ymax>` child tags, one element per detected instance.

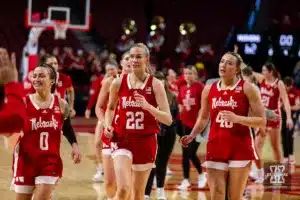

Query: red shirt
<box><xmin>260</xmin><ymin>79</ymin><xmax>280</xmax><ymax>110</ymax></box>
<box><xmin>20</xmin><ymin>94</ymin><xmax>64</xmax><ymax>173</ymax></box>
<box><xmin>114</xmin><ymin>74</ymin><xmax>159</xmax><ymax>136</ymax></box>
<box><xmin>168</xmin><ymin>81</ymin><xmax>179</xmax><ymax>96</ymax></box>
<box><xmin>287</xmin><ymin>87</ymin><xmax>300</xmax><ymax>107</ymax></box>
<box><xmin>86</xmin><ymin>76</ymin><xmax>104</xmax><ymax>110</ymax></box>
<box><xmin>55</xmin><ymin>73</ymin><xmax>73</xmax><ymax>99</ymax></box>
<box><xmin>208</xmin><ymin>79</ymin><xmax>251</xmax><ymax>139</ymax></box>
<box><xmin>178</xmin><ymin>81</ymin><xmax>204</xmax><ymax>128</ymax></box>
<box><xmin>176</xmin><ymin>74</ymin><xmax>186</xmax><ymax>89</ymax></box>
<box><xmin>0</xmin><ymin>83</ymin><xmax>26</xmax><ymax>133</ymax></box>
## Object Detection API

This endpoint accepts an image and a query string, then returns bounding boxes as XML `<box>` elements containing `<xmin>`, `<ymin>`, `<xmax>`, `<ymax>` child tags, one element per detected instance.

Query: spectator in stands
<box><xmin>71</xmin><ymin>49</ymin><xmax>86</xmax><ymax>70</ymax></box>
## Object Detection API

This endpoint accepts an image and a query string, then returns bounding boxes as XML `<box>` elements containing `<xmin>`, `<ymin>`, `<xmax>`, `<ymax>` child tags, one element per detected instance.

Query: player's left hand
<box><xmin>133</xmin><ymin>92</ymin><xmax>151</xmax><ymax>110</ymax></box>
<box><xmin>219</xmin><ymin>110</ymin><xmax>239</xmax><ymax>123</ymax></box>
<box><xmin>70</xmin><ymin>108</ymin><xmax>76</xmax><ymax>118</ymax></box>
<box><xmin>71</xmin><ymin>143</ymin><xmax>82</xmax><ymax>164</ymax></box>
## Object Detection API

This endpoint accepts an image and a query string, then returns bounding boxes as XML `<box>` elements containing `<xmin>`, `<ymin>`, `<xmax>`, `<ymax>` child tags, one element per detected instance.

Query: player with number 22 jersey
<box><xmin>111</xmin><ymin>73</ymin><xmax>159</xmax><ymax>171</ymax></box>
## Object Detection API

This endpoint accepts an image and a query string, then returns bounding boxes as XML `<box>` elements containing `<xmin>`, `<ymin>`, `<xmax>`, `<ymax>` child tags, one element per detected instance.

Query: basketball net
<box><xmin>54</xmin><ymin>21</ymin><xmax>68</xmax><ymax>40</ymax></box>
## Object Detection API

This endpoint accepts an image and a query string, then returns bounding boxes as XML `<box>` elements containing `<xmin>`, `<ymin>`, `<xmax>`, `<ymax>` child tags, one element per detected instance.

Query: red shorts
<box><xmin>11</xmin><ymin>143</ymin><xmax>62</xmax><ymax>194</ymax></box>
<box><xmin>204</xmin><ymin>132</ymin><xmax>257</xmax><ymax>171</ymax></box>
<box><xmin>111</xmin><ymin>133</ymin><xmax>157</xmax><ymax>171</ymax></box>
<box><xmin>101</xmin><ymin>132</ymin><xmax>111</xmax><ymax>155</ymax></box>
<box><xmin>266</xmin><ymin>109</ymin><xmax>281</xmax><ymax>129</ymax></box>
<box><xmin>266</xmin><ymin>119</ymin><xmax>281</xmax><ymax>129</ymax></box>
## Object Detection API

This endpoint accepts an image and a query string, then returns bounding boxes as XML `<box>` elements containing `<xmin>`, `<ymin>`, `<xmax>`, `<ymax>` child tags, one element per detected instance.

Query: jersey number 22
<box><xmin>126</xmin><ymin>111</ymin><xmax>144</xmax><ymax>129</ymax></box>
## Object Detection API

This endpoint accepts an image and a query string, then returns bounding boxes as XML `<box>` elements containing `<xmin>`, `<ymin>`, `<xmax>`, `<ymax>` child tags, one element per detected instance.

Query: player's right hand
<box><xmin>180</xmin><ymin>135</ymin><xmax>193</xmax><ymax>148</ymax></box>
<box><xmin>0</xmin><ymin>48</ymin><xmax>17</xmax><ymax>85</ymax></box>
<box><xmin>104</xmin><ymin>126</ymin><xmax>114</xmax><ymax>139</ymax></box>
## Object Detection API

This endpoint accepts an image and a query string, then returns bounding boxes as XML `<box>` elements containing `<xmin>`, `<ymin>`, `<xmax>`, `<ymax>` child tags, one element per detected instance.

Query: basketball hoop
<box><xmin>53</xmin><ymin>20</ymin><xmax>68</xmax><ymax>40</ymax></box>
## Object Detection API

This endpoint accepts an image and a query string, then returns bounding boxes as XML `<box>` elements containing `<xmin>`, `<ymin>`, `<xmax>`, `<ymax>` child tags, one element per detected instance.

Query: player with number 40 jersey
<box><xmin>207</xmin><ymin>79</ymin><xmax>257</xmax><ymax>163</ymax></box>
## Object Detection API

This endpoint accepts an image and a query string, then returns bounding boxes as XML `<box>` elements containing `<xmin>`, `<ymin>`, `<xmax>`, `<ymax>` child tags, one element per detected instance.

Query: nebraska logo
<box><xmin>261</xmin><ymin>87</ymin><xmax>274</xmax><ymax>96</ymax></box>
<box><xmin>121</xmin><ymin>96</ymin><xmax>141</xmax><ymax>109</ymax></box>
<box><xmin>212</xmin><ymin>96</ymin><xmax>238</xmax><ymax>109</ymax></box>
<box><xmin>30</xmin><ymin>115</ymin><xmax>59</xmax><ymax>130</ymax></box>
<box><xmin>182</xmin><ymin>92</ymin><xmax>196</xmax><ymax>111</ymax></box>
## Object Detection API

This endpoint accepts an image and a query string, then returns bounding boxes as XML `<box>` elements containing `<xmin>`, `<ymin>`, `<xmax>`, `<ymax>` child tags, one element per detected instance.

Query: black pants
<box><xmin>145</xmin><ymin>127</ymin><xmax>176</xmax><ymax>195</ymax></box>
<box><xmin>281</xmin><ymin>110</ymin><xmax>296</xmax><ymax>158</ymax></box>
<box><xmin>181</xmin><ymin>125</ymin><xmax>202</xmax><ymax>179</ymax></box>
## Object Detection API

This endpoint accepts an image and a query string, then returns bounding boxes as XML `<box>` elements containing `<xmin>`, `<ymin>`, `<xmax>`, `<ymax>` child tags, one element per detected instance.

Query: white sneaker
<box><xmin>144</xmin><ymin>195</ymin><xmax>150</xmax><ymax>200</ymax></box>
<box><xmin>198</xmin><ymin>173</ymin><xmax>207</xmax><ymax>188</ymax></box>
<box><xmin>254</xmin><ymin>168</ymin><xmax>264</xmax><ymax>184</ymax></box>
<box><xmin>157</xmin><ymin>188</ymin><xmax>167</xmax><ymax>200</ymax></box>
<box><xmin>249</xmin><ymin>169</ymin><xmax>257</xmax><ymax>180</ymax></box>
<box><xmin>166</xmin><ymin>167</ymin><xmax>173</xmax><ymax>176</ymax></box>
<box><xmin>177</xmin><ymin>179</ymin><xmax>191</xmax><ymax>190</ymax></box>
<box><xmin>92</xmin><ymin>170</ymin><xmax>104</xmax><ymax>182</ymax></box>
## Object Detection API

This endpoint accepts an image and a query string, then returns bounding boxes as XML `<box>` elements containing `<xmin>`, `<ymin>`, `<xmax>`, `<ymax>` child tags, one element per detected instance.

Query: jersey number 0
<box><xmin>126</xmin><ymin>111</ymin><xmax>144</xmax><ymax>129</ymax></box>
<box><xmin>40</xmin><ymin>132</ymin><xmax>49</xmax><ymax>151</ymax></box>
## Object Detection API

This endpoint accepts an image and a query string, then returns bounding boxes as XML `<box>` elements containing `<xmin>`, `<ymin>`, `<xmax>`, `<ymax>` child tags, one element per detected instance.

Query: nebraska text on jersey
<box><xmin>121</xmin><ymin>97</ymin><xmax>141</xmax><ymax>108</ymax></box>
<box><xmin>260</xmin><ymin>87</ymin><xmax>274</xmax><ymax>96</ymax></box>
<box><xmin>212</xmin><ymin>96</ymin><xmax>238</xmax><ymax>109</ymax></box>
<box><xmin>30</xmin><ymin>115</ymin><xmax>59</xmax><ymax>130</ymax></box>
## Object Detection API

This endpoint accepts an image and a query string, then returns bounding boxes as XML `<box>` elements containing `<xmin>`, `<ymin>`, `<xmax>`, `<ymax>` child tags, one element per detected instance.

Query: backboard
<box><xmin>26</xmin><ymin>0</ymin><xmax>91</xmax><ymax>31</ymax></box>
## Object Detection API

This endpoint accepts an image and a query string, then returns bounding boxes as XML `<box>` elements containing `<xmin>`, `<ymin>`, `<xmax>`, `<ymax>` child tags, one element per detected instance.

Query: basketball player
<box><xmin>25</xmin><ymin>54</ymin><xmax>76</xmax><ymax>117</ymax></box>
<box><xmin>281</xmin><ymin>76</ymin><xmax>299</xmax><ymax>164</ymax></box>
<box><xmin>89</xmin><ymin>60</ymin><xmax>120</xmax><ymax>182</ymax></box>
<box><xmin>0</xmin><ymin>48</ymin><xmax>26</xmax><ymax>133</ymax></box>
<box><xmin>85</xmin><ymin>58</ymin><xmax>121</xmax><ymax>119</ymax></box>
<box><xmin>104</xmin><ymin>43</ymin><xmax>172</xmax><ymax>200</ymax></box>
<box><xmin>94</xmin><ymin>52</ymin><xmax>131</xmax><ymax>198</ymax></box>
<box><xmin>41</xmin><ymin>54</ymin><xmax>76</xmax><ymax>117</ymax></box>
<box><xmin>11</xmin><ymin>63</ymin><xmax>81</xmax><ymax>200</ymax></box>
<box><xmin>177</xmin><ymin>65</ymin><xmax>207</xmax><ymax>190</ymax></box>
<box><xmin>181</xmin><ymin>52</ymin><xmax>265</xmax><ymax>200</ymax></box>
<box><xmin>251</xmin><ymin>63</ymin><xmax>293</xmax><ymax>163</ymax></box>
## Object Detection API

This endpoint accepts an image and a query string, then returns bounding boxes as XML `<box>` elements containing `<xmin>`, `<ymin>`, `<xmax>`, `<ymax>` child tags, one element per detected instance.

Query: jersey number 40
<box><xmin>216</xmin><ymin>113</ymin><xmax>233</xmax><ymax>128</ymax></box>
<box><xmin>126</xmin><ymin>111</ymin><xmax>144</xmax><ymax>130</ymax></box>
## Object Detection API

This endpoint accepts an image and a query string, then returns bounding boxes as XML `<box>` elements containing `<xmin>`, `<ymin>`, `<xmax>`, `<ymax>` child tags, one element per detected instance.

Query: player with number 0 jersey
<box><xmin>11</xmin><ymin>63</ymin><xmax>80</xmax><ymax>200</ymax></box>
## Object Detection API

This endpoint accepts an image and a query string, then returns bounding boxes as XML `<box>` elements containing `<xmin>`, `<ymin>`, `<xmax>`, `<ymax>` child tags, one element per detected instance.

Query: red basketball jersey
<box><xmin>260</xmin><ymin>79</ymin><xmax>280</xmax><ymax>110</ymax></box>
<box><xmin>208</xmin><ymin>79</ymin><xmax>251</xmax><ymax>140</ymax></box>
<box><xmin>55</xmin><ymin>73</ymin><xmax>73</xmax><ymax>99</ymax></box>
<box><xmin>114</xmin><ymin>74</ymin><xmax>159</xmax><ymax>136</ymax></box>
<box><xmin>178</xmin><ymin>81</ymin><xmax>204</xmax><ymax>128</ymax></box>
<box><xmin>20</xmin><ymin>94</ymin><xmax>64</xmax><ymax>161</ymax></box>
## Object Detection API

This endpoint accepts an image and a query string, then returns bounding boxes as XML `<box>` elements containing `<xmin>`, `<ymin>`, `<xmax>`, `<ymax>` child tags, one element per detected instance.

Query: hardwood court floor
<box><xmin>0</xmin><ymin>117</ymin><xmax>300</xmax><ymax>200</ymax></box>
